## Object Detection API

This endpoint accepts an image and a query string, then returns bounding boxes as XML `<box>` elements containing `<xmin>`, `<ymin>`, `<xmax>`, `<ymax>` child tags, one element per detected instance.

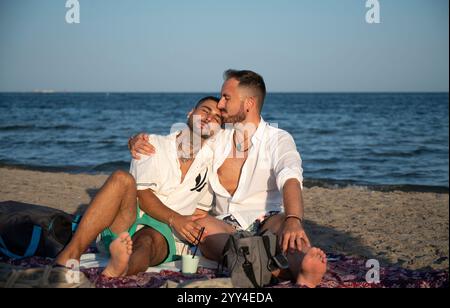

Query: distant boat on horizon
<box><xmin>32</xmin><ymin>89</ymin><xmax>57</xmax><ymax>94</ymax></box>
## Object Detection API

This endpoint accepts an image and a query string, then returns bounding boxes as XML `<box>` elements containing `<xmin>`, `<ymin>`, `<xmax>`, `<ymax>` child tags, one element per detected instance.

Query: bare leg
<box><xmin>196</xmin><ymin>216</ymin><xmax>236</xmax><ymax>261</ymax></box>
<box><xmin>259</xmin><ymin>214</ymin><xmax>327</xmax><ymax>288</ymax></box>
<box><xmin>56</xmin><ymin>170</ymin><xmax>137</xmax><ymax>267</ymax></box>
<box><xmin>103</xmin><ymin>227</ymin><xmax>170</xmax><ymax>278</ymax></box>
<box><xmin>126</xmin><ymin>227</ymin><xmax>169</xmax><ymax>276</ymax></box>
<box><xmin>196</xmin><ymin>215</ymin><xmax>327</xmax><ymax>287</ymax></box>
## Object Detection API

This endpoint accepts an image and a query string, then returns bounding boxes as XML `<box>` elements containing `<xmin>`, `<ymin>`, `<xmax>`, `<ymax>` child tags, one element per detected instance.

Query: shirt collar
<box><xmin>168</xmin><ymin>130</ymin><xmax>180</xmax><ymax>152</ymax></box>
<box><xmin>220</xmin><ymin>117</ymin><xmax>267</xmax><ymax>157</ymax></box>
<box><xmin>251</xmin><ymin>117</ymin><xmax>267</xmax><ymax>145</ymax></box>
<box><xmin>171</xmin><ymin>130</ymin><xmax>213</xmax><ymax>162</ymax></box>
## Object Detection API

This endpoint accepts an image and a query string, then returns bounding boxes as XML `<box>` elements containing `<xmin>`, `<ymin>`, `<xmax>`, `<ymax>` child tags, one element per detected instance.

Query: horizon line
<box><xmin>0</xmin><ymin>90</ymin><xmax>449</xmax><ymax>94</ymax></box>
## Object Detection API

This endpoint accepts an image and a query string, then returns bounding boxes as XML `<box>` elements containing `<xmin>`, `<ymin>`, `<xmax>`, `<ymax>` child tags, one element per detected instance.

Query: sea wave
<box><xmin>0</xmin><ymin>124</ymin><xmax>82</xmax><ymax>131</ymax></box>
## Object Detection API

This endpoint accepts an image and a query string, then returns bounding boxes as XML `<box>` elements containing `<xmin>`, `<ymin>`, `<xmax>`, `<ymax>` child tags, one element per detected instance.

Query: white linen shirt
<box><xmin>209</xmin><ymin>118</ymin><xmax>304</xmax><ymax>230</ymax></box>
<box><xmin>129</xmin><ymin>132</ymin><xmax>214</xmax><ymax>216</ymax></box>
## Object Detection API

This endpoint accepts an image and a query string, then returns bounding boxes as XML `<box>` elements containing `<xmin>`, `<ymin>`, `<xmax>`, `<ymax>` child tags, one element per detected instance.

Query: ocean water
<box><xmin>0</xmin><ymin>93</ymin><xmax>448</xmax><ymax>190</ymax></box>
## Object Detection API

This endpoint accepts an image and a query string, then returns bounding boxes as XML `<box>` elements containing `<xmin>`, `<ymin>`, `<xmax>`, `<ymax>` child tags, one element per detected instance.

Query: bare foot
<box><xmin>102</xmin><ymin>232</ymin><xmax>133</xmax><ymax>278</ymax></box>
<box><xmin>297</xmin><ymin>247</ymin><xmax>327</xmax><ymax>288</ymax></box>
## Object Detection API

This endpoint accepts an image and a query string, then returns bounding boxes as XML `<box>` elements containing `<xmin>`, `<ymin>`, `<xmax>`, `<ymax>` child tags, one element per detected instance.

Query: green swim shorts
<box><xmin>99</xmin><ymin>204</ymin><xmax>179</xmax><ymax>265</ymax></box>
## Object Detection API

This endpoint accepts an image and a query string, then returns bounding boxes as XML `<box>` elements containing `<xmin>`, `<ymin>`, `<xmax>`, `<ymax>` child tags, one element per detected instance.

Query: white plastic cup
<box><xmin>182</xmin><ymin>255</ymin><xmax>200</xmax><ymax>274</ymax></box>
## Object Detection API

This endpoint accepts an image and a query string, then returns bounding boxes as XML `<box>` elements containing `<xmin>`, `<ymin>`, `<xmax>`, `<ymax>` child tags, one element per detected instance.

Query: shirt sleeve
<box><xmin>270</xmin><ymin>131</ymin><xmax>304</xmax><ymax>191</ymax></box>
<box><xmin>129</xmin><ymin>154</ymin><xmax>159</xmax><ymax>191</ymax></box>
<box><xmin>196</xmin><ymin>183</ymin><xmax>214</xmax><ymax>212</ymax></box>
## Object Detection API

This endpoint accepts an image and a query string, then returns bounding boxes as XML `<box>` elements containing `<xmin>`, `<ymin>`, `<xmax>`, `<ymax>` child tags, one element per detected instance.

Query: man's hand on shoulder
<box><xmin>128</xmin><ymin>133</ymin><xmax>155</xmax><ymax>159</ymax></box>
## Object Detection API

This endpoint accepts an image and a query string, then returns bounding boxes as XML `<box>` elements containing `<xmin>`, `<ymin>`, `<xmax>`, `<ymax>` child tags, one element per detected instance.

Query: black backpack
<box><xmin>0</xmin><ymin>201</ymin><xmax>81</xmax><ymax>259</ymax></box>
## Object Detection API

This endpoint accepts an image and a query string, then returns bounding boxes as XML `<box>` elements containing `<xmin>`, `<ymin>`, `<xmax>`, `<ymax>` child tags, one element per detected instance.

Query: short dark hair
<box><xmin>195</xmin><ymin>96</ymin><xmax>220</xmax><ymax>109</ymax></box>
<box><xmin>223</xmin><ymin>69</ymin><xmax>266</xmax><ymax>109</ymax></box>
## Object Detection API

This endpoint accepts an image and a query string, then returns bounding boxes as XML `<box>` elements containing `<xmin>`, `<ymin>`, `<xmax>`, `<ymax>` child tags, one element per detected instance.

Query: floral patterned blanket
<box><xmin>1</xmin><ymin>253</ymin><xmax>447</xmax><ymax>288</ymax></box>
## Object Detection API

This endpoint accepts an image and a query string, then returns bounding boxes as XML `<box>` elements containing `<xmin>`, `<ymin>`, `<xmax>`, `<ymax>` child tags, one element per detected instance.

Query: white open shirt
<box><xmin>129</xmin><ymin>132</ymin><xmax>214</xmax><ymax>216</ymax></box>
<box><xmin>209</xmin><ymin>118</ymin><xmax>304</xmax><ymax>230</ymax></box>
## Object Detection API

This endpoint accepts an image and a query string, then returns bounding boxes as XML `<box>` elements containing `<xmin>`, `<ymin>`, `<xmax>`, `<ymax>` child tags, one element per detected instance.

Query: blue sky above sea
<box><xmin>0</xmin><ymin>0</ymin><xmax>448</xmax><ymax>92</ymax></box>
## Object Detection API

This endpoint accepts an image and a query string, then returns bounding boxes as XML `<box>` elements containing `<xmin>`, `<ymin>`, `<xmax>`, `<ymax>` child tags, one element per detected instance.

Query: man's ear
<box><xmin>245</xmin><ymin>96</ymin><xmax>256</xmax><ymax>112</ymax></box>
<box><xmin>187</xmin><ymin>108</ymin><xmax>194</xmax><ymax>118</ymax></box>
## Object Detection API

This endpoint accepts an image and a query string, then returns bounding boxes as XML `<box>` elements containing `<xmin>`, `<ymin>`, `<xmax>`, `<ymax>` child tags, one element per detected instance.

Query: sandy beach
<box><xmin>0</xmin><ymin>167</ymin><xmax>448</xmax><ymax>272</ymax></box>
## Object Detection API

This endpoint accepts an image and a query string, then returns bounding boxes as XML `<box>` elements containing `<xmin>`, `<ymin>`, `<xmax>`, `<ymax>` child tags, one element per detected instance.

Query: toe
<box><xmin>310</xmin><ymin>247</ymin><xmax>319</xmax><ymax>255</ymax></box>
<box><xmin>118</xmin><ymin>232</ymin><xmax>130</xmax><ymax>240</ymax></box>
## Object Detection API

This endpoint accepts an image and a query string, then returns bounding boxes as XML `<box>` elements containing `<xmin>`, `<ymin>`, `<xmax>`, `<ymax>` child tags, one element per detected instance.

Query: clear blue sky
<box><xmin>0</xmin><ymin>0</ymin><xmax>448</xmax><ymax>92</ymax></box>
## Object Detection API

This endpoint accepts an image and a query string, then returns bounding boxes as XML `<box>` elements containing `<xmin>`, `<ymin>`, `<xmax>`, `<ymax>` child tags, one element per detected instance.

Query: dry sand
<box><xmin>0</xmin><ymin>167</ymin><xmax>448</xmax><ymax>271</ymax></box>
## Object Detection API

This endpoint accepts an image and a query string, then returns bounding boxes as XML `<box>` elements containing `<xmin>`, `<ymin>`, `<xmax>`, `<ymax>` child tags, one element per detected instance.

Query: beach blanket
<box><xmin>1</xmin><ymin>253</ymin><xmax>447</xmax><ymax>288</ymax></box>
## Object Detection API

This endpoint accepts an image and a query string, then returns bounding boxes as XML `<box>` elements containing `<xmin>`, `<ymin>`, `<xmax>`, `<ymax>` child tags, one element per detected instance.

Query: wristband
<box><xmin>285</xmin><ymin>215</ymin><xmax>303</xmax><ymax>224</ymax></box>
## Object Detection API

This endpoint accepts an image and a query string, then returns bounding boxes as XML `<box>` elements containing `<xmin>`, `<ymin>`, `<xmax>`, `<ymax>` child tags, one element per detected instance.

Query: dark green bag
<box><xmin>0</xmin><ymin>201</ymin><xmax>80</xmax><ymax>259</ymax></box>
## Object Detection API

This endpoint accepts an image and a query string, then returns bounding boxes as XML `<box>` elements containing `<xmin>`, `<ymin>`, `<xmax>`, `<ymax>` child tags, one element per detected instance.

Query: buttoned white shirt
<box><xmin>209</xmin><ymin>118</ymin><xmax>304</xmax><ymax>230</ymax></box>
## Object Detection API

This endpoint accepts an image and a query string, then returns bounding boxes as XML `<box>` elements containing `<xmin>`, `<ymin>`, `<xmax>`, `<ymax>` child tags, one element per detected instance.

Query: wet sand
<box><xmin>0</xmin><ymin>167</ymin><xmax>448</xmax><ymax>271</ymax></box>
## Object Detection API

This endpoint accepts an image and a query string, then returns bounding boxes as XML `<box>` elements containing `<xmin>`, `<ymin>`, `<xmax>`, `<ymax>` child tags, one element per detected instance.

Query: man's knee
<box><xmin>196</xmin><ymin>216</ymin><xmax>235</xmax><ymax>235</ymax></box>
<box><xmin>111</xmin><ymin>170</ymin><xmax>136</xmax><ymax>188</ymax></box>
<box><xmin>261</xmin><ymin>213</ymin><xmax>285</xmax><ymax>234</ymax></box>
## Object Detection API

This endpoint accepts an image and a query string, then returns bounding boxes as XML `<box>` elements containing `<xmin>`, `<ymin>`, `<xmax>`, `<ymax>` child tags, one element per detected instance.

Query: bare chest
<box><xmin>178</xmin><ymin>159</ymin><xmax>194</xmax><ymax>184</ymax></box>
<box><xmin>217</xmin><ymin>151</ymin><xmax>248</xmax><ymax>197</ymax></box>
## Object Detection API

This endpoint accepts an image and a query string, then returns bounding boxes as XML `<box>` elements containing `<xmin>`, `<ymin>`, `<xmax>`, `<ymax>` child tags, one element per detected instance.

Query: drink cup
<box><xmin>182</xmin><ymin>255</ymin><xmax>200</xmax><ymax>274</ymax></box>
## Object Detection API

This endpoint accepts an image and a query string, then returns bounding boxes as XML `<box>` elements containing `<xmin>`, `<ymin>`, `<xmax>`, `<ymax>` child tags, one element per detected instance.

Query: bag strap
<box><xmin>72</xmin><ymin>215</ymin><xmax>82</xmax><ymax>233</ymax></box>
<box><xmin>0</xmin><ymin>225</ymin><xmax>42</xmax><ymax>259</ymax></box>
<box><xmin>262</xmin><ymin>235</ymin><xmax>277</xmax><ymax>271</ymax></box>
<box><xmin>240</xmin><ymin>247</ymin><xmax>261</xmax><ymax>288</ymax></box>
<box><xmin>217</xmin><ymin>235</ymin><xmax>233</xmax><ymax>274</ymax></box>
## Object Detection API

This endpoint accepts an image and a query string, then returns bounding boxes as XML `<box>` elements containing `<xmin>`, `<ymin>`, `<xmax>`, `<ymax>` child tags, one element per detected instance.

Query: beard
<box><xmin>187</xmin><ymin>115</ymin><xmax>214</xmax><ymax>139</ymax></box>
<box><xmin>222</xmin><ymin>102</ymin><xmax>246</xmax><ymax>124</ymax></box>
